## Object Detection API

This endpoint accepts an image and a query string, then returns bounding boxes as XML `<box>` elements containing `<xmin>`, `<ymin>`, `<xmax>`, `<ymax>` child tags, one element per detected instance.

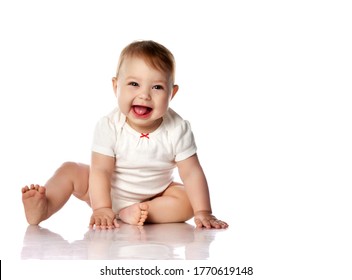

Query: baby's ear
<box><xmin>112</xmin><ymin>77</ymin><xmax>118</xmax><ymax>96</ymax></box>
<box><xmin>171</xmin><ymin>85</ymin><xmax>179</xmax><ymax>99</ymax></box>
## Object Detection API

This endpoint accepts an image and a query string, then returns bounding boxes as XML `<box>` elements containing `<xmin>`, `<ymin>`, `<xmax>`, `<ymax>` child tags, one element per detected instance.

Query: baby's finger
<box><xmin>209</xmin><ymin>219</ymin><xmax>217</xmax><ymax>228</ymax></box>
<box><xmin>209</xmin><ymin>219</ymin><xmax>222</xmax><ymax>229</ymax></box>
<box><xmin>94</xmin><ymin>217</ymin><xmax>102</xmax><ymax>229</ymax></box>
<box><xmin>219</xmin><ymin>221</ymin><xmax>229</xmax><ymax>229</ymax></box>
<box><xmin>102</xmin><ymin>218</ymin><xmax>113</xmax><ymax>230</ymax></box>
<box><xmin>105</xmin><ymin>219</ymin><xmax>115</xmax><ymax>230</ymax></box>
<box><xmin>104</xmin><ymin>217</ymin><xmax>114</xmax><ymax>230</ymax></box>
<box><xmin>203</xmin><ymin>219</ymin><xmax>212</xmax><ymax>229</ymax></box>
<box><xmin>194</xmin><ymin>218</ymin><xmax>204</xmax><ymax>228</ymax></box>
<box><xmin>197</xmin><ymin>217</ymin><xmax>211</xmax><ymax>229</ymax></box>
<box><xmin>89</xmin><ymin>216</ymin><xmax>96</xmax><ymax>228</ymax></box>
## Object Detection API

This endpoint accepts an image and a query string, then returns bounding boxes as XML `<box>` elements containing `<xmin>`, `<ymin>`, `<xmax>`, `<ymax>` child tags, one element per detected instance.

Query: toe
<box><xmin>139</xmin><ymin>202</ymin><xmax>149</xmax><ymax>211</ymax></box>
<box><xmin>38</xmin><ymin>186</ymin><xmax>46</xmax><ymax>194</ymax></box>
<box><xmin>113</xmin><ymin>219</ymin><xmax>120</xmax><ymax>228</ymax></box>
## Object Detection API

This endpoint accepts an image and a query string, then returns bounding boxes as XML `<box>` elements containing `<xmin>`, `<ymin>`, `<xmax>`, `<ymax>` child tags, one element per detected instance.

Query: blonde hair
<box><xmin>116</xmin><ymin>40</ymin><xmax>176</xmax><ymax>84</ymax></box>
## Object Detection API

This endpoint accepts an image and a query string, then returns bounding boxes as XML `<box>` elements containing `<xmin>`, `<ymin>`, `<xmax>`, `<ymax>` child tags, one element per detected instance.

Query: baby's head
<box><xmin>113</xmin><ymin>40</ymin><xmax>179</xmax><ymax>133</ymax></box>
<box><xmin>116</xmin><ymin>40</ymin><xmax>176</xmax><ymax>85</ymax></box>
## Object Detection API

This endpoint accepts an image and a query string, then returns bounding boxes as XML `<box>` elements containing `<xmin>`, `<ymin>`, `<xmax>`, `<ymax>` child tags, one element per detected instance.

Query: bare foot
<box><xmin>118</xmin><ymin>202</ymin><xmax>149</xmax><ymax>226</ymax></box>
<box><xmin>22</xmin><ymin>184</ymin><xmax>48</xmax><ymax>225</ymax></box>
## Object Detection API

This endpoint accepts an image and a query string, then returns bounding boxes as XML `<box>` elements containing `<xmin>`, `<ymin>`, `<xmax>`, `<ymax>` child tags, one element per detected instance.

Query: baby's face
<box><xmin>113</xmin><ymin>57</ymin><xmax>177</xmax><ymax>133</ymax></box>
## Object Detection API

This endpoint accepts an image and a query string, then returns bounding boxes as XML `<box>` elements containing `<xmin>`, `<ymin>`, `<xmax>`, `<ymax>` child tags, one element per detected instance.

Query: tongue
<box><xmin>133</xmin><ymin>106</ymin><xmax>149</xmax><ymax>116</ymax></box>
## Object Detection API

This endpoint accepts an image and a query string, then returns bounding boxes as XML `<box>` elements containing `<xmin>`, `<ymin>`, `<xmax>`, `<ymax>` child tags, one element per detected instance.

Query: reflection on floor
<box><xmin>21</xmin><ymin>222</ymin><xmax>229</xmax><ymax>260</ymax></box>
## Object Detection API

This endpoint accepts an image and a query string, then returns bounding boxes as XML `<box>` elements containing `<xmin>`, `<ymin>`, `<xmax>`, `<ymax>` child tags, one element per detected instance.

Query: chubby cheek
<box><xmin>117</xmin><ymin>96</ymin><xmax>132</xmax><ymax>115</ymax></box>
<box><xmin>154</xmin><ymin>100</ymin><xmax>170</xmax><ymax>117</ymax></box>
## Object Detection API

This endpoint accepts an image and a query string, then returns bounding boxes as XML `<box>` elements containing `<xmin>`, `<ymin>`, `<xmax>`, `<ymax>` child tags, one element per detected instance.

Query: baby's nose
<box><xmin>138</xmin><ymin>89</ymin><xmax>151</xmax><ymax>100</ymax></box>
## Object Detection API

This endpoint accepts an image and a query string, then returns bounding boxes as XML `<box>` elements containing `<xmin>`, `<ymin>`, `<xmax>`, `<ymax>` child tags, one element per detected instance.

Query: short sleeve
<box><xmin>172</xmin><ymin>120</ymin><xmax>197</xmax><ymax>162</ymax></box>
<box><xmin>91</xmin><ymin>116</ymin><xmax>117</xmax><ymax>157</ymax></box>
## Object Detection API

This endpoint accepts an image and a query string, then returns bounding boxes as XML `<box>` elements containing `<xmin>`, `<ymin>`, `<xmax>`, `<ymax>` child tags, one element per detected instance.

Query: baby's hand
<box><xmin>194</xmin><ymin>210</ymin><xmax>228</xmax><ymax>229</ymax></box>
<box><xmin>89</xmin><ymin>207</ymin><xmax>119</xmax><ymax>230</ymax></box>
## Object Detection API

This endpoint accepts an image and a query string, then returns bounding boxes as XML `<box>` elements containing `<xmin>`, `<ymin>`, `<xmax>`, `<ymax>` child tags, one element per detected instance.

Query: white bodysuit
<box><xmin>91</xmin><ymin>107</ymin><xmax>197</xmax><ymax>213</ymax></box>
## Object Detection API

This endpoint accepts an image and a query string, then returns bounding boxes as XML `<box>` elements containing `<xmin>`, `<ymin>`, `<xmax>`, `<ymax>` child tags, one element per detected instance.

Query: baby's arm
<box><xmin>177</xmin><ymin>154</ymin><xmax>228</xmax><ymax>229</ymax></box>
<box><xmin>89</xmin><ymin>152</ymin><xmax>119</xmax><ymax>229</ymax></box>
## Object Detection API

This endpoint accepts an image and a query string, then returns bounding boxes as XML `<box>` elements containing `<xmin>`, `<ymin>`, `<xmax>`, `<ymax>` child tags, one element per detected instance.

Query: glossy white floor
<box><xmin>1</xmin><ymin>176</ymin><xmax>351</xmax><ymax>280</ymax></box>
<box><xmin>13</xmin><ymin>199</ymin><xmax>236</xmax><ymax>261</ymax></box>
<box><xmin>20</xmin><ymin>221</ymin><xmax>227</xmax><ymax>260</ymax></box>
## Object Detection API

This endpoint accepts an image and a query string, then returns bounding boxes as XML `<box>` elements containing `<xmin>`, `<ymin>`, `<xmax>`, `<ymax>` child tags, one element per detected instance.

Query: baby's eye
<box><xmin>152</xmin><ymin>85</ymin><xmax>164</xmax><ymax>90</ymax></box>
<box><xmin>128</xmin><ymin>82</ymin><xmax>139</xmax><ymax>87</ymax></box>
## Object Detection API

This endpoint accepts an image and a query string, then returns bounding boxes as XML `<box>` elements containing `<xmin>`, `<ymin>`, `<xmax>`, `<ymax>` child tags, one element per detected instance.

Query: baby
<box><xmin>22</xmin><ymin>40</ymin><xmax>228</xmax><ymax>229</ymax></box>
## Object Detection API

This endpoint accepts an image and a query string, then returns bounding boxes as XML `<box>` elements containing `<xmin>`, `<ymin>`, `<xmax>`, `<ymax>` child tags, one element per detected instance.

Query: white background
<box><xmin>0</xmin><ymin>0</ymin><xmax>351</xmax><ymax>279</ymax></box>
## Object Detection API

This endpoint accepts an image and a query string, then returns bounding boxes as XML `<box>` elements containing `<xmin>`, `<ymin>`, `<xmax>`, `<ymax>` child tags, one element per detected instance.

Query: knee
<box><xmin>56</xmin><ymin>161</ymin><xmax>87</xmax><ymax>179</ymax></box>
<box><xmin>57</xmin><ymin>162</ymin><xmax>90</xmax><ymax>200</ymax></box>
<box><xmin>173</xmin><ymin>187</ymin><xmax>194</xmax><ymax>221</ymax></box>
<box><xmin>58</xmin><ymin>161</ymin><xmax>80</xmax><ymax>174</ymax></box>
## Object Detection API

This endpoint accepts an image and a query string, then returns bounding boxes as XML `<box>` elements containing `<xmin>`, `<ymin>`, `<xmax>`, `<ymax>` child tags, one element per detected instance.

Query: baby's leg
<box><xmin>118</xmin><ymin>183</ymin><xmax>193</xmax><ymax>226</ymax></box>
<box><xmin>147</xmin><ymin>183</ymin><xmax>194</xmax><ymax>223</ymax></box>
<box><xmin>22</xmin><ymin>162</ymin><xmax>90</xmax><ymax>225</ymax></box>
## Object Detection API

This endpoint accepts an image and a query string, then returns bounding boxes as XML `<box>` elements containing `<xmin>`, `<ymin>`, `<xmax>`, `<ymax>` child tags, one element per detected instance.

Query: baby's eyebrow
<box><xmin>125</xmin><ymin>75</ymin><xmax>140</xmax><ymax>80</ymax></box>
<box><xmin>124</xmin><ymin>76</ymin><xmax>169</xmax><ymax>85</ymax></box>
<box><xmin>153</xmin><ymin>80</ymin><xmax>168</xmax><ymax>84</ymax></box>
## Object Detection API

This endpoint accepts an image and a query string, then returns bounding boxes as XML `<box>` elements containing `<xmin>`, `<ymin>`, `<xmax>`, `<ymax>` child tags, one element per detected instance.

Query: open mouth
<box><xmin>132</xmin><ymin>105</ymin><xmax>153</xmax><ymax>117</ymax></box>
